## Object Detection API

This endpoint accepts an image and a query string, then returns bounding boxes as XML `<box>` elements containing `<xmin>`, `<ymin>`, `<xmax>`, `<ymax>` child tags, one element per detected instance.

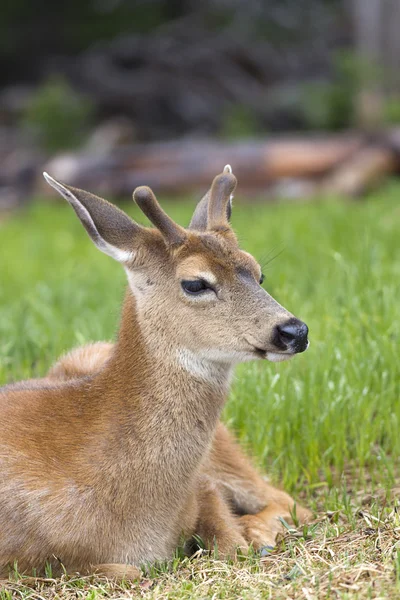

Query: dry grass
<box><xmin>2</xmin><ymin>484</ymin><xmax>399</xmax><ymax>600</ymax></box>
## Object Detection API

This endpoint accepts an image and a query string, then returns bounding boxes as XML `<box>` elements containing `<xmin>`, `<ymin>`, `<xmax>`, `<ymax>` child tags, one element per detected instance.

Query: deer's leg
<box><xmin>203</xmin><ymin>423</ymin><xmax>312</xmax><ymax>549</ymax></box>
<box><xmin>237</xmin><ymin>503</ymin><xmax>298</xmax><ymax>551</ymax></box>
<box><xmin>192</xmin><ymin>476</ymin><xmax>248</xmax><ymax>558</ymax></box>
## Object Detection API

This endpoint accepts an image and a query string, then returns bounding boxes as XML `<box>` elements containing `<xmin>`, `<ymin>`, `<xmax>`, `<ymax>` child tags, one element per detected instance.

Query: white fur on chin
<box><xmin>265</xmin><ymin>352</ymin><xmax>293</xmax><ymax>363</ymax></box>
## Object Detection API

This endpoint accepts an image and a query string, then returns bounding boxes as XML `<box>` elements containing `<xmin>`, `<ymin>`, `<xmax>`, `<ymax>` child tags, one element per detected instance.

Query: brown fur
<box><xmin>0</xmin><ymin>168</ymin><xmax>310</xmax><ymax>579</ymax></box>
<box><xmin>49</xmin><ymin>342</ymin><xmax>312</xmax><ymax>551</ymax></box>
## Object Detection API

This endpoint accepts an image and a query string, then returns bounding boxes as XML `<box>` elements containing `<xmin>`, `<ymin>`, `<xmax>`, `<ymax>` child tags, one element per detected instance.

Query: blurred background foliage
<box><xmin>21</xmin><ymin>77</ymin><xmax>94</xmax><ymax>152</ymax></box>
<box><xmin>1</xmin><ymin>0</ymin><xmax>400</xmax><ymax>208</ymax></box>
<box><xmin>1</xmin><ymin>0</ymin><xmax>399</xmax><ymax>146</ymax></box>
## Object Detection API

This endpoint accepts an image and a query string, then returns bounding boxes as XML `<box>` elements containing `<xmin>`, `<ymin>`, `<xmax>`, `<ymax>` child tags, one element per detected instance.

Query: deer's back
<box><xmin>0</xmin><ymin>379</ymin><xmax>194</xmax><ymax>573</ymax></box>
<box><xmin>0</xmin><ymin>381</ymin><xmax>113</xmax><ymax>571</ymax></box>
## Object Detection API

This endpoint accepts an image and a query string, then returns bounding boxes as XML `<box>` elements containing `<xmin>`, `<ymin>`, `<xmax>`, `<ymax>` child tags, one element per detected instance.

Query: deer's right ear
<box><xmin>43</xmin><ymin>173</ymin><xmax>141</xmax><ymax>263</ymax></box>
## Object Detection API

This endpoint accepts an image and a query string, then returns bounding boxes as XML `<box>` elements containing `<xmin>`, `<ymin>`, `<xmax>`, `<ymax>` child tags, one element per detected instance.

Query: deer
<box><xmin>0</xmin><ymin>166</ymin><xmax>311</xmax><ymax>581</ymax></box>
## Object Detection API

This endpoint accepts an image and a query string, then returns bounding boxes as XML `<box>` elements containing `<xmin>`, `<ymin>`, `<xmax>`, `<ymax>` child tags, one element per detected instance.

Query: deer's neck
<box><xmin>96</xmin><ymin>290</ymin><xmax>232</xmax><ymax>466</ymax></box>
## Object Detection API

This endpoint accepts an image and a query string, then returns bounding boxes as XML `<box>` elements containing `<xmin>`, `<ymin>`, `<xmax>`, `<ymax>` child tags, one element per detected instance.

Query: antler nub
<box><xmin>133</xmin><ymin>186</ymin><xmax>186</xmax><ymax>245</ymax></box>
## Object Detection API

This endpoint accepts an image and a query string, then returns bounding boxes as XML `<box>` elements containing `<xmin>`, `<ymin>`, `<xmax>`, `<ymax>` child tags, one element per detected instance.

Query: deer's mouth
<box><xmin>252</xmin><ymin>346</ymin><xmax>294</xmax><ymax>362</ymax></box>
<box><xmin>249</xmin><ymin>340</ymin><xmax>309</xmax><ymax>362</ymax></box>
<box><xmin>245</xmin><ymin>334</ymin><xmax>309</xmax><ymax>362</ymax></box>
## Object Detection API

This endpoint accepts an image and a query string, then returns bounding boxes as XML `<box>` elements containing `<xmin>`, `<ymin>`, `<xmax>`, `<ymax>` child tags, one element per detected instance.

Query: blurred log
<box><xmin>321</xmin><ymin>146</ymin><xmax>397</xmax><ymax>197</ymax></box>
<box><xmin>42</xmin><ymin>134</ymin><xmax>364</xmax><ymax>197</ymax></box>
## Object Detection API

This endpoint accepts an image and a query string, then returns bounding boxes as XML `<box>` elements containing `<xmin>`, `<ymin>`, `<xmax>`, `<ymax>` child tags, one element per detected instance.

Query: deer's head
<box><xmin>44</xmin><ymin>166</ymin><xmax>308</xmax><ymax>368</ymax></box>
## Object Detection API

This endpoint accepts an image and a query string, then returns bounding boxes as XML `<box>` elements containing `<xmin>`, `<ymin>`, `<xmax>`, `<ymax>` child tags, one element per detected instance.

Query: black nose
<box><xmin>275</xmin><ymin>318</ymin><xmax>309</xmax><ymax>353</ymax></box>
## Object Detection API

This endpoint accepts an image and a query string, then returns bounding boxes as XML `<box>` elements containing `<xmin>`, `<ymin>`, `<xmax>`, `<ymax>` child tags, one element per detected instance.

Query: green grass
<box><xmin>1</xmin><ymin>187</ymin><xmax>400</xmax><ymax>598</ymax></box>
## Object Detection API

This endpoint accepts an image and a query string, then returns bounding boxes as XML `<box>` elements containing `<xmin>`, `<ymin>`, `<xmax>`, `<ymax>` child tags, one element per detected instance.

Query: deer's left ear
<box><xmin>43</xmin><ymin>173</ymin><xmax>142</xmax><ymax>263</ymax></box>
<box><xmin>189</xmin><ymin>165</ymin><xmax>234</xmax><ymax>231</ymax></box>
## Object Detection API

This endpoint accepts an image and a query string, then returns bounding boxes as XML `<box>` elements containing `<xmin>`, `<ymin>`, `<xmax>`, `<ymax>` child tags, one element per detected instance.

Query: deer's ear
<box><xmin>189</xmin><ymin>191</ymin><xmax>233</xmax><ymax>231</ymax></box>
<box><xmin>43</xmin><ymin>173</ymin><xmax>141</xmax><ymax>263</ymax></box>
<box><xmin>188</xmin><ymin>190</ymin><xmax>210</xmax><ymax>231</ymax></box>
<box><xmin>189</xmin><ymin>165</ymin><xmax>234</xmax><ymax>231</ymax></box>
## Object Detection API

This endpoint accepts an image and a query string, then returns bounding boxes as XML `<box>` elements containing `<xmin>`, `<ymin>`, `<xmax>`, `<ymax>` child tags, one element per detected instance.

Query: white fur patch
<box><xmin>196</xmin><ymin>271</ymin><xmax>217</xmax><ymax>286</ymax></box>
<box><xmin>265</xmin><ymin>352</ymin><xmax>293</xmax><ymax>363</ymax></box>
<box><xmin>102</xmin><ymin>243</ymin><xmax>133</xmax><ymax>264</ymax></box>
<box><xmin>177</xmin><ymin>348</ymin><xmax>233</xmax><ymax>385</ymax></box>
<box><xmin>177</xmin><ymin>349</ymin><xmax>215</xmax><ymax>380</ymax></box>
<box><xmin>124</xmin><ymin>267</ymin><xmax>153</xmax><ymax>299</ymax></box>
<box><xmin>199</xmin><ymin>347</ymin><xmax>255</xmax><ymax>364</ymax></box>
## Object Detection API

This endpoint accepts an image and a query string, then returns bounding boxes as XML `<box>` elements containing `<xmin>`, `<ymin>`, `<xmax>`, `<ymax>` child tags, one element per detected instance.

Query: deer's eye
<box><xmin>259</xmin><ymin>273</ymin><xmax>265</xmax><ymax>285</ymax></box>
<box><xmin>181</xmin><ymin>279</ymin><xmax>211</xmax><ymax>295</ymax></box>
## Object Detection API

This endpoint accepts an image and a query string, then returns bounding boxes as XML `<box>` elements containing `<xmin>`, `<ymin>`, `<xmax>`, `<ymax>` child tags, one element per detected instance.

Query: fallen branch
<box><xmin>41</xmin><ymin>134</ymin><xmax>364</xmax><ymax>197</ymax></box>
